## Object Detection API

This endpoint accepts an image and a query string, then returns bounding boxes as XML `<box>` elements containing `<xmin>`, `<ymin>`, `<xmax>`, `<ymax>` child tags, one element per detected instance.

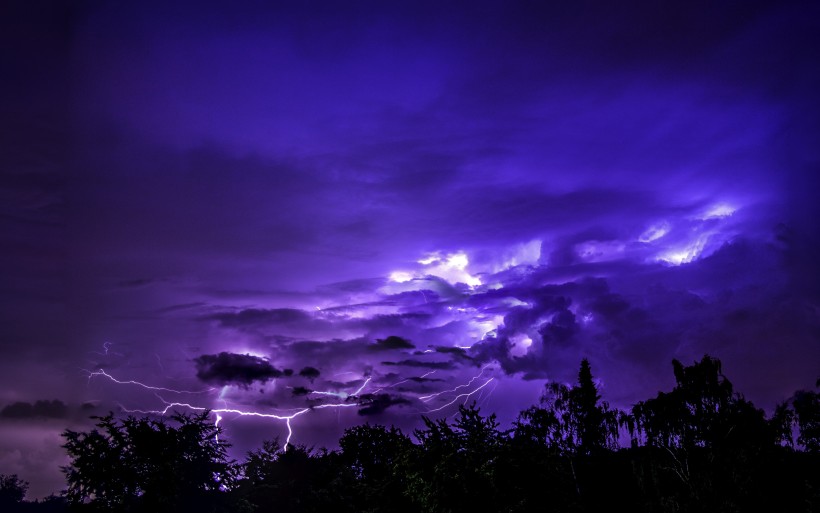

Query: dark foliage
<box><xmin>46</xmin><ymin>356</ymin><xmax>819</xmax><ymax>513</ymax></box>
<box><xmin>61</xmin><ymin>411</ymin><xmax>237</xmax><ymax>513</ymax></box>
<box><xmin>2</xmin><ymin>474</ymin><xmax>68</xmax><ymax>513</ymax></box>
<box><xmin>1</xmin><ymin>474</ymin><xmax>28</xmax><ymax>505</ymax></box>
<box><xmin>237</xmin><ymin>440</ymin><xmax>354</xmax><ymax>513</ymax></box>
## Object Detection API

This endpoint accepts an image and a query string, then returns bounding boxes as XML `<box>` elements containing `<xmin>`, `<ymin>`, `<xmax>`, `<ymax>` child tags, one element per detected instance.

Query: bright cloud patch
<box><xmin>388</xmin><ymin>251</ymin><xmax>482</xmax><ymax>288</ymax></box>
<box><xmin>639</xmin><ymin>221</ymin><xmax>670</xmax><ymax>243</ymax></box>
<box><xmin>701</xmin><ymin>203</ymin><xmax>737</xmax><ymax>220</ymax></box>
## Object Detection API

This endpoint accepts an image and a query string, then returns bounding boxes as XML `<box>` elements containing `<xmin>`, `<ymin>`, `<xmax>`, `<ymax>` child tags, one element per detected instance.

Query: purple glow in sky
<box><xmin>2</xmin><ymin>0</ymin><xmax>819</xmax><ymax>498</ymax></box>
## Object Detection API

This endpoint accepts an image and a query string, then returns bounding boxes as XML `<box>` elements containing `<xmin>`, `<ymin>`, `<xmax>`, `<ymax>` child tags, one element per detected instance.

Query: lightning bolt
<box><xmin>309</xmin><ymin>377</ymin><xmax>371</xmax><ymax>399</ymax></box>
<box><xmin>478</xmin><ymin>379</ymin><xmax>498</xmax><ymax>407</ymax></box>
<box><xmin>90</xmin><ymin>341</ymin><xmax>123</xmax><ymax>357</ymax></box>
<box><xmin>119</xmin><ymin>396</ymin><xmax>362</xmax><ymax>449</ymax></box>
<box><xmin>117</xmin><ymin>399</ymin><xmax>313</xmax><ymax>448</ymax></box>
<box><xmin>424</xmin><ymin>377</ymin><xmax>495</xmax><ymax>413</ymax></box>
<box><xmin>418</xmin><ymin>364</ymin><xmax>493</xmax><ymax>402</ymax></box>
<box><xmin>371</xmin><ymin>370</ymin><xmax>436</xmax><ymax>394</ymax></box>
<box><xmin>84</xmin><ymin>368</ymin><xmax>216</xmax><ymax>394</ymax></box>
<box><xmin>214</xmin><ymin>413</ymin><xmax>223</xmax><ymax>441</ymax></box>
<box><xmin>90</xmin><ymin>369</ymin><xmax>370</xmax><ymax>450</ymax></box>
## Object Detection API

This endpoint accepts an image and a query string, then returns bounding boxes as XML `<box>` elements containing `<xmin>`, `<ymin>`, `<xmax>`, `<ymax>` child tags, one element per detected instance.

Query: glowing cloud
<box><xmin>657</xmin><ymin>234</ymin><xmax>711</xmax><ymax>265</ymax></box>
<box><xmin>639</xmin><ymin>221</ymin><xmax>670</xmax><ymax>243</ymax></box>
<box><xmin>701</xmin><ymin>203</ymin><xmax>736</xmax><ymax>219</ymax></box>
<box><xmin>389</xmin><ymin>271</ymin><xmax>414</xmax><ymax>283</ymax></box>
<box><xmin>509</xmin><ymin>333</ymin><xmax>533</xmax><ymax>357</ymax></box>
<box><xmin>388</xmin><ymin>250</ymin><xmax>482</xmax><ymax>288</ymax></box>
<box><xmin>424</xmin><ymin>251</ymin><xmax>482</xmax><ymax>287</ymax></box>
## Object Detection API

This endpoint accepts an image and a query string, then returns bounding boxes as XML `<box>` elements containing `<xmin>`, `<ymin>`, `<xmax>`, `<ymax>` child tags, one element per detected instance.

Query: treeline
<box><xmin>2</xmin><ymin>355</ymin><xmax>818</xmax><ymax>512</ymax></box>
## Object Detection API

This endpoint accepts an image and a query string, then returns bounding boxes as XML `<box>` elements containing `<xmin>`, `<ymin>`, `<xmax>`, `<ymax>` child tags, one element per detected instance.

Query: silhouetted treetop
<box><xmin>49</xmin><ymin>356</ymin><xmax>819</xmax><ymax>513</ymax></box>
<box><xmin>61</xmin><ymin>411</ymin><xmax>235</xmax><ymax>513</ymax></box>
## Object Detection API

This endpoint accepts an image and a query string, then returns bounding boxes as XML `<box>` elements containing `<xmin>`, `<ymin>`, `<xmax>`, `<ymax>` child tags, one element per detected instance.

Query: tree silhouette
<box><xmin>239</xmin><ymin>440</ymin><xmax>354</xmax><ymax>513</ymax></box>
<box><xmin>338</xmin><ymin>424</ymin><xmax>415</xmax><ymax>512</ymax></box>
<box><xmin>793</xmin><ymin>388</ymin><xmax>820</xmax><ymax>453</ymax></box>
<box><xmin>513</xmin><ymin>359</ymin><xmax>623</xmax><ymax>508</ymax></box>
<box><xmin>61</xmin><ymin>411</ymin><xmax>236</xmax><ymax>512</ymax></box>
<box><xmin>516</xmin><ymin>358</ymin><xmax>620</xmax><ymax>456</ymax></box>
<box><xmin>44</xmin><ymin>355</ymin><xmax>819</xmax><ymax>513</ymax></box>
<box><xmin>0</xmin><ymin>474</ymin><xmax>28</xmax><ymax>507</ymax></box>
<box><xmin>405</xmin><ymin>403</ymin><xmax>506</xmax><ymax>513</ymax></box>
<box><xmin>628</xmin><ymin>355</ymin><xmax>779</xmax><ymax>512</ymax></box>
<box><xmin>630</xmin><ymin>355</ymin><xmax>771</xmax><ymax>450</ymax></box>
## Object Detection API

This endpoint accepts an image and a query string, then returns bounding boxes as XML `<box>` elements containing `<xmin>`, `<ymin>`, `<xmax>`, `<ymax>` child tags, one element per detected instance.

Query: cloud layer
<box><xmin>1</xmin><ymin>0</ymin><xmax>819</xmax><ymax>499</ymax></box>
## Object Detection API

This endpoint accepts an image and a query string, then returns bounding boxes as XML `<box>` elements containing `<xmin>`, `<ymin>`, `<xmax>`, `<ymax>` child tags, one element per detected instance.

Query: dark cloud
<box><xmin>194</xmin><ymin>352</ymin><xmax>282</xmax><ymax>387</ymax></box>
<box><xmin>589</xmin><ymin>294</ymin><xmax>631</xmax><ymax>319</ymax></box>
<box><xmin>298</xmin><ymin>366</ymin><xmax>320</xmax><ymax>380</ymax></box>
<box><xmin>432</xmin><ymin>346</ymin><xmax>470</xmax><ymax>357</ymax></box>
<box><xmin>410</xmin><ymin>376</ymin><xmax>444</xmax><ymax>383</ymax></box>
<box><xmin>206</xmin><ymin>308</ymin><xmax>312</xmax><ymax>328</ymax></box>
<box><xmin>316</xmin><ymin>277</ymin><xmax>387</xmax><ymax>295</ymax></box>
<box><xmin>361</xmin><ymin>313</ymin><xmax>433</xmax><ymax>330</ymax></box>
<box><xmin>291</xmin><ymin>386</ymin><xmax>311</xmax><ymax>397</ymax></box>
<box><xmin>544</xmin><ymin>309</ymin><xmax>579</xmax><ymax>340</ymax></box>
<box><xmin>1</xmin><ymin>400</ymin><xmax>68</xmax><ymax>419</ymax></box>
<box><xmin>382</xmin><ymin>360</ymin><xmax>457</xmax><ymax>370</ymax></box>
<box><xmin>463</xmin><ymin>236</ymin><xmax>820</xmax><ymax>401</ymax></box>
<box><xmin>3</xmin><ymin>0</ymin><xmax>820</xmax><ymax>499</ymax></box>
<box><xmin>469</xmin><ymin>336</ymin><xmax>513</xmax><ymax>371</ymax></box>
<box><xmin>285</xmin><ymin>338</ymin><xmax>371</xmax><ymax>366</ymax></box>
<box><xmin>371</xmin><ymin>336</ymin><xmax>415</xmax><ymax>351</ymax></box>
<box><xmin>357</xmin><ymin>393</ymin><xmax>411</xmax><ymax>416</ymax></box>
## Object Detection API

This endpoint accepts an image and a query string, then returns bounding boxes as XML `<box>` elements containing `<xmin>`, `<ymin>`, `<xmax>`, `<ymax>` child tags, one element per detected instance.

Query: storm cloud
<box><xmin>0</xmin><ymin>400</ymin><xmax>68</xmax><ymax>419</ymax></box>
<box><xmin>194</xmin><ymin>352</ymin><xmax>283</xmax><ymax>387</ymax></box>
<box><xmin>2</xmin><ymin>0</ymin><xmax>819</xmax><ymax>499</ymax></box>
<box><xmin>357</xmin><ymin>394</ymin><xmax>412</xmax><ymax>416</ymax></box>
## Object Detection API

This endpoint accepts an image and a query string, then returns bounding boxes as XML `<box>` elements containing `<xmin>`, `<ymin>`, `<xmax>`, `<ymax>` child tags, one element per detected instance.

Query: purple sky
<box><xmin>2</xmin><ymin>0</ymin><xmax>819</xmax><ymax>498</ymax></box>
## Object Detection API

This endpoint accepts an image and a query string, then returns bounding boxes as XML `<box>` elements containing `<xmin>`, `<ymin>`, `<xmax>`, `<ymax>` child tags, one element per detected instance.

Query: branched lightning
<box><xmin>309</xmin><ymin>377</ymin><xmax>371</xmax><ymax>399</ymax></box>
<box><xmin>474</xmin><ymin>379</ymin><xmax>499</xmax><ymax>409</ymax></box>
<box><xmin>90</xmin><ymin>368</ymin><xmax>372</xmax><ymax>450</ymax></box>
<box><xmin>86</xmin><ymin>363</ymin><xmax>499</xmax><ymax>449</ymax></box>
<box><xmin>117</xmin><ymin>398</ymin><xmax>313</xmax><ymax>448</ymax></box>
<box><xmin>121</xmin><ymin>395</ymin><xmax>362</xmax><ymax>449</ymax></box>
<box><xmin>418</xmin><ymin>364</ymin><xmax>493</xmax><ymax>402</ymax></box>
<box><xmin>424</xmin><ymin>377</ymin><xmax>495</xmax><ymax>413</ymax></box>
<box><xmin>372</xmin><ymin>370</ymin><xmax>436</xmax><ymax>394</ymax></box>
<box><xmin>84</xmin><ymin>369</ymin><xmax>216</xmax><ymax>394</ymax></box>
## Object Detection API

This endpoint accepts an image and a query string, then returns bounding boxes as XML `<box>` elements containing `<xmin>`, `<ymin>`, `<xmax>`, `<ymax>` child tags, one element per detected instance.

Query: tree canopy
<box><xmin>61</xmin><ymin>411</ymin><xmax>235</xmax><ymax>513</ymax></box>
<box><xmin>24</xmin><ymin>355</ymin><xmax>817</xmax><ymax>513</ymax></box>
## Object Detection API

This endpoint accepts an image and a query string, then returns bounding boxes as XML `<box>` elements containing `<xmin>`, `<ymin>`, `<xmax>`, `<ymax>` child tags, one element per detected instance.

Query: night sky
<box><xmin>2</xmin><ymin>0</ymin><xmax>819</xmax><ymax>498</ymax></box>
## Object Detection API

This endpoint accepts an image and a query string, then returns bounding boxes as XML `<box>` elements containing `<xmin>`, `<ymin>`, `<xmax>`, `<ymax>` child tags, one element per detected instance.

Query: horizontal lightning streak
<box><xmin>310</xmin><ymin>377</ymin><xmax>371</xmax><ymax>399</ymax></box>
<box><xmin>372</xmin><ymin>370</ymin><xmax>436</xmax><ymax>394</ymax></box>
<box><xmin>95</xmin><ymin>369</ymin><xmax>370</xmax><ymax>450</ymax></box>
<box><xmin>85</xmin><ymin>369</ymin><xmax>216</xmax><ymax>394</ymax></box>
<box><xmin>118</xmin><ymin>399</ymin><xmax>312</xmax><ymax>448</ymax></box>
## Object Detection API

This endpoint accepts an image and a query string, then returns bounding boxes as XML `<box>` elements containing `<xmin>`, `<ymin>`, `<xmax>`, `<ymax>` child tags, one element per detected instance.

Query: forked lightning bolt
<box><xmin>372</xmin><ymin>370</ymin><xmax>436</xmax><ymax>394</ymax></box>
<box><xmin>90</xmin><ymin>369</ymin><xmax>369</xmax><ymax>450</ymax></box>
<box><xmin>424</xmin><ymin>377</ymin><xmax>495</xmax><ymax>413</ymax></box>
<box><xmin>308</xmin><ymin>377</ymin><xmax>371</xmax><ymax>399</ymax></box>
<box><xmin>418</xmin><ymin>364</ymin><xmax>493</xmax><ymax>402</ymax></box>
